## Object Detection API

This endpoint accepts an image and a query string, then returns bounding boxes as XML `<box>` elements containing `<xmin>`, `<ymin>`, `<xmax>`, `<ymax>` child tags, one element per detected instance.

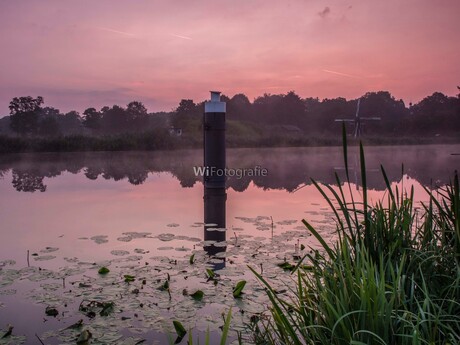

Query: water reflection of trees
<box><xmin>12</xmin><ymin>170</ymin><xmax>47</xmax><ymax>192</ymax></box>
<box><xmin>0</xmin><ymin>146</ymin><xmax>458</xmax><ymax>192</ymax></box>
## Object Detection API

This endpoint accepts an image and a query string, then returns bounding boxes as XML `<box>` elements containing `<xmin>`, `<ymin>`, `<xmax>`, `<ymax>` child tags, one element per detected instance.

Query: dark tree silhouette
<box><xmin>253</xmin><ymin>93</ymin><xmax>283</xmax><ymax>123</ymax></box>
<box><xmin>9</xmin><ymin>96</ymin><xmax>44</xmax><ymax>136</ymax></box>
<box><xmin>126</xmin><ymin>101</ymin><xmax>148</xmax><ymax>131</ymax></box>
<box><xmin>38</xmin><ymin>116</ymin><xmax>60</xmax><ymax>137</ymax></box>
<box><xmin>227</xmin><ymin>93</ymin><xmax>252</xmax><ymax>121</ymax></box>
<box><xmin>101</xmin><ymin>105</ymin><xmax>126</xmax><ymax>134</ymax></box>
<box><xmin>61</xmin><ymin>111</ymin><xmax>83</xmax><ymax>135</ymax></box>
<box><xmin>359</xmin><ymin>91</ymin><xmax>406</xmax><ymax>135</ymax></box>
<box><xmin>410</xmin><ymin>92</ymin><xmax>459</xmax><ymax>135</ymax></box>
<box><xmin>171</xmin><ymin>99</ymin><xmax>201</xmax><ymax>133</ymax></box>
<box><xmin>83</xmin><ymin>107</ymin><xmax>102</xmax><ymax>131</ymax></box>
<box><xmin>274</xmin><ymin>91</ymin><xmax>305</xmax><ymax>125</ymax></box>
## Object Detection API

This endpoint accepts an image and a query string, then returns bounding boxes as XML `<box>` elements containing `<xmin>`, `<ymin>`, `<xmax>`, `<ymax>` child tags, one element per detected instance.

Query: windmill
<box><xmin>335</xmin><ymin>98</ymin><xmax>381</xmax><ymax>138</ymax></box>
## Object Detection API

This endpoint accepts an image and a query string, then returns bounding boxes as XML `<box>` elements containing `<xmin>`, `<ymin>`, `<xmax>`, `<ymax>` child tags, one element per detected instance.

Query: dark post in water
<box><xmin>203</xmin><ymin>92</ymin><xmax>227</xmax><ymax>268</ymax></box>
<box><xmin>204</xmin><ymin>91</ymin><xmax>226</xmax><ymax>189</ymax></box>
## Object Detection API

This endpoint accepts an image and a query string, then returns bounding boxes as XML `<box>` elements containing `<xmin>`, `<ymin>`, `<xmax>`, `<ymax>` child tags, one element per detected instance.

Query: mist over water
<box><xmin>0</xmin><ymin>144</ymin><xmax>458</xmax><ymax>343</ymax></box>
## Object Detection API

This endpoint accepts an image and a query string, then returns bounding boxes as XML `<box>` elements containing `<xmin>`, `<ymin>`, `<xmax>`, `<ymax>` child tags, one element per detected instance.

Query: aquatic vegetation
<box><xmin>0</xmin><ymin>222</ymin><xmax>308</xmax><ymax>344</ymax></box>
<box><xmin>232</xmin><ymin>281</ymin><xmax>247</xmax><ymax>298</ymax></box>
<box><xmin>250</xmin><ymin>131</ymin><xmax>460</xmax><ymax>344</ymax></box>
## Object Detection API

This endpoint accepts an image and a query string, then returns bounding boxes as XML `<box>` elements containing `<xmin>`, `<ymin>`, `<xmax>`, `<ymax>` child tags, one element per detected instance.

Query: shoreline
<box><xmin>1</xmin><ymin>134</ymin><xmax>459</xmax><ymax>154</ymax></box>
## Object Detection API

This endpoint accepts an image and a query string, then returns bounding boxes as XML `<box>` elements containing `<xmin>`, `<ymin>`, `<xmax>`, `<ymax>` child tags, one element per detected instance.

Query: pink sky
<box><xmin>0</xmin><ymin>0</ymin><xmax>459</xmax><ymax>114</ymax></box>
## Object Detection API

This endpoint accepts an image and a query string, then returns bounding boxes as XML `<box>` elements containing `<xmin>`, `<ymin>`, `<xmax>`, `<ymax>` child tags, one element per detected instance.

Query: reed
<box><xmin>250</xmin><ymin>126</ymin><xmax>460</xmax><ymax>344</ymax></box>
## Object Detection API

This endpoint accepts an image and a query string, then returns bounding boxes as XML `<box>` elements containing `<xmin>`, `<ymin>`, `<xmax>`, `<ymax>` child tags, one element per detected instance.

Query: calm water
<box><xmin>0</xmin><ymin>145</ymin><xmax>458</xmax><ymax>344</ymax></box>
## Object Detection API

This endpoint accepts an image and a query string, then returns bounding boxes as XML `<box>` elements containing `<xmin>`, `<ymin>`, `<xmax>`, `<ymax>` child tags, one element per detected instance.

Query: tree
<box><xmin>171</xmin><ymin>99</ymin><xmax>201</xmax><ymax>133</ymax></box>
<box><xmin>101</xmin><ymin>105</ymin><xmax>127</xmax><ymax>134</ymax></box>
<box><xmin>253</xmin><ymin>93</ymin><xmax>283</xmax><ymax>123</ymax></box>
<box><xmin>38</xmin><ymin>116</ymin><xmax>60</xmax><ymax>137</ymax></box>
<box><xmin>40</xmin><ymin>106</ymin><xmax>60</xmax><ymax>118</ymax></box>
<box><xmin>314</xmin><ymin>97</ymin><xmax>350</xmax><ymax>134</ymax></box>
<box><xmin>126</xmin><ymin>101</ymin><xmax>148</xmax><ymax>131</ymax></box>
<box><xmin>360</xmin><ymin>91</ymin><xmax>407</xmax><ymax>135</ymax></box>
<box><xmin>411</xmin><ymin>92</ymin><xmax>459</xmax><ymax>135</ymax></box>
<box><xmin>274</xmin><ymin>91</ymin><xmax>305</xmax><ymax>125</ymax></box>
<box><xmin>83</xmin><ymin>108</ymin><xmax>102</xmax><ymax>131</ymax></box>
<box><xmin>59</xmin><ymin>111</ymin><xmax>83</xmax><ymax>135</ymax></box>
<box><xmin>36</xmin><ymin>106</ymin><xmax>62</xmax><ymax>137</ymax></box>
<box><xmin>227</xmin><ymin>94</ymin><xmax>252</xmax><ymax>121</ymax></box>
<box><xmin>9</xmin><ymin>96</ymin><xmax>44</xmax><ymax>136</ymax></box>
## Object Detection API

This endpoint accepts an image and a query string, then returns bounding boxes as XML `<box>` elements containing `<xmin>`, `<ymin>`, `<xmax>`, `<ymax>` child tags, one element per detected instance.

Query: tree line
<box><xmin>1</xmin><ymin>89</ymin><xmax>459</xmax><ymax>140</ymax></box>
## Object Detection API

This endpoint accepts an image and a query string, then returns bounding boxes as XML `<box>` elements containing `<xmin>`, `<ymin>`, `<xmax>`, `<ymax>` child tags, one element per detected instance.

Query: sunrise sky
<box><xmin>0</xmin><ymin>0</ymin><xmax>459</xmax><ymax>114</ymax></box>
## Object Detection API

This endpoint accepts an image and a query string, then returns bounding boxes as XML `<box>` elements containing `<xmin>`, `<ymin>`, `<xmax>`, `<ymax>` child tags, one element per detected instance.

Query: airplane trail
<box><xmin>170</xmin><ymin>33</ymin><xmax>193</xmax><ymax>40</ymax></box>
<box><xmin>322</xmin><ymin>69</ymin><xmax>360</xmax><ymax>79</ymax></box>
<box><xmin>96</xmin><ymin>27</ymin><xmax>136</xmax><ymax>37</ymax></box>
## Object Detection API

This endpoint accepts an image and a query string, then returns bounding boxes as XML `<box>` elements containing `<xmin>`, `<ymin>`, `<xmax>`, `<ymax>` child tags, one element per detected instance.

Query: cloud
<box><xmin>318</xmin><ymin>6</ymin><xmax>331</xmax><ymax>18</ymax></box>
<box><xmin>170</xmin><ymin>33</ymin><xmax>193</xmax><ymax>40</ymax></box>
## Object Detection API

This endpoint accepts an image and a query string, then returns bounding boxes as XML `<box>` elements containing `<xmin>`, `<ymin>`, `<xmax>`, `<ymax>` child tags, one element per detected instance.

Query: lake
<box><xmin>0</xmin><ymin>145</ymin><xmax>458</xmax><ymax>344</ymax></box>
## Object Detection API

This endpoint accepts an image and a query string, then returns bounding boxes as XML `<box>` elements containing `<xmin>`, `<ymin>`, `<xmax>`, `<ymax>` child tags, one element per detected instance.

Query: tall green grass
<box><xmin>250</xmin><ymin>128</ymin><xmax>460</xmax><ymax>344</ymax></box>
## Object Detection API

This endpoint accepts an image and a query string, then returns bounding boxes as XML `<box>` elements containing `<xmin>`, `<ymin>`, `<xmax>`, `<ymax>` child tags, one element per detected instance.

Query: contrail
<box><xmin>170</xmin><ymin>33</ymin><xmax>193</xmax><ymax>40</ymax></box>
<box><xmin>97</xmin><ymin>27</ymin><xmax>135</xmax><ymax>37</ymax></box>
<box><xmin>322</xmin><ymin>69</ymin><xmax>360</xmax><ymax>79</ymax></box>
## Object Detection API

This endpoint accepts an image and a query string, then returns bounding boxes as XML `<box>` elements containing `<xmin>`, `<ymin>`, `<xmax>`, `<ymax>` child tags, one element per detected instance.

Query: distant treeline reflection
<box><xmin>1</xmin><ymin>146</ymin><xmax>458</xmax><ymax>193</ymax></box>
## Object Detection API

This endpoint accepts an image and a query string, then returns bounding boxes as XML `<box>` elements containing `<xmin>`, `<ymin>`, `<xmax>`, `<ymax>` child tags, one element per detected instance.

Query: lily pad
<box><xmin>90</xmin><ymin>235</ymin><xmax>109</xmax><ymax>244</ymax></box>
<box><xmin>98</xmin><ymin>267</ymin><xmax>110</xmax><ymax>275</ymax></box>
<box><xmin>190</xmin><ymin>290</ymin><xmax>204</xmax><ymax>301</ymax></box>
<box><xmin>110</xmin><ymin>250</ymin><xmax>130</xmax><ymax>256</ymax></box>
<box><xmin>40</xmin><ymin>247</ymin><xmax>59</xmax><ymax>253</ymax></box>
<box><xmin>33</xmin><ymin>255</ymin><xmax>56</xmax><ymax>261</ymax></box>
<box><xmin>45</xmin><ymin>306</ymin><xmax>59</xmax><ymax>317</ymax></box>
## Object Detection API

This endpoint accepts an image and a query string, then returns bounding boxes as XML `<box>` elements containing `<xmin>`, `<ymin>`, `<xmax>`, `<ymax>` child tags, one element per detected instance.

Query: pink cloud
<box><xmin>0</xmin><ymin>0</ymin><xmax>459</xmax><ymax>114</ymax></box>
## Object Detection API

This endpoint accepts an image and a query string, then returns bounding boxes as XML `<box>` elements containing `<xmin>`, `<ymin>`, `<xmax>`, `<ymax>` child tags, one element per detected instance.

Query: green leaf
<box><xmin>124</xmin><ymin>275</ymin><xmax>135</xmax><ymax>283</ymax></box>
<box><xmin>277</xmin><ymin>262</ymin><xmax>295</xmax><ymax>271</ymax></box>
<box><xmin>190</xmin><ymin>290</ymin><xmax>204</xmax><ymax>301</ymax></box>
<box><xmin>300</xmin><ymin>244</ymin><xmax>305</xmax><ymax>251</ymax></box>
<box><xmin>206</xmin><ymin>268</ymin><xmax>215</xmax><ymax>279</ymax></box>
<box><xmin>233</xmin><ymin>280</ymin><xmax>246</xmax><ymax>298</ymax></box>
<box><xmin>173</xmin><ymin>320</ymin><xmax>187</xmax><ymax>338</ymax></box>
<box><xmin>99</xmin><ymin>302</ymin><xmax>114</xmax><ymax>316</ymax></box>
<box><xmin>220</xmin><ymin>308</ymin><xmax>232</xmax><ymax>345</ymax></box>
<box><xmin>98</xmin><ymin>267</ymin><xmax>110</xmax><ymax>275</ymax></box>
<box><xmin>189</xmin><ymin>253</ymin><xmax>195</xmax><ymax>264</ymax></box>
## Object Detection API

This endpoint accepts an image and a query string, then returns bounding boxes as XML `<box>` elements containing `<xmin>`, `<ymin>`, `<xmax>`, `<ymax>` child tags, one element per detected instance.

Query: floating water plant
<box><xmin>172</xmin><ymin>320</ymin><xmax>187</xmax><ymax>339</ymax></box>
<box><xmin>190</xmin><ymin>290</ymin><xmax>204</xmax><ymax>301</ymax></box>
<box><xmin>45</xmin><ymin>306</ymin><xmax>59</xmax><ymax>317</ymax></box>
<box><xmin>98</xmin><ymin>267</ymin><xmax>110</xmax><ymax>275</ymax></box>
<box><xmin>124</xmin><ymin>274</ymin><xmax>135</xmax><ymax>283</ymax></box>
<box><xmin>232</xmin><ymin>280</ymin><xmax>246</xmax><ymax>298</ymax></box>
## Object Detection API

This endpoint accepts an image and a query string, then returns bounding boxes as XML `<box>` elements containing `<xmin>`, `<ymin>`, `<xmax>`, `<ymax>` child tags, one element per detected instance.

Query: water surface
<box><xmin>0</xmin><ymin>145</ymin><xmax>458</xmax><ymax>344</ymax></box>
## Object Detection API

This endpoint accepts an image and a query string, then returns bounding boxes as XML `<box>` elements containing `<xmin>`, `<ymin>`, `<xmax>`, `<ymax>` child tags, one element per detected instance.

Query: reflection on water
<box><xmin>203</xmin><ymin>187</ymin><xmax>227</xmax><ymax>270</ymax></box>
<box><xmin>0</xmin><ymin>145</ymin><xmax>458</xmax><ymax>344</ymax></box>
<box><xmin>0</xmin><ymin>145</ymin><xmax>459</xmax><ymax>193</ymax></box>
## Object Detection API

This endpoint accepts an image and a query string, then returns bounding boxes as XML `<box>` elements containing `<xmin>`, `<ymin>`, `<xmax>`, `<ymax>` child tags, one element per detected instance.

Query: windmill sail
<box><xmin>335</xmin><ymin>98</ymin><xmax>381</xmax><ymax>138</ymax></box>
